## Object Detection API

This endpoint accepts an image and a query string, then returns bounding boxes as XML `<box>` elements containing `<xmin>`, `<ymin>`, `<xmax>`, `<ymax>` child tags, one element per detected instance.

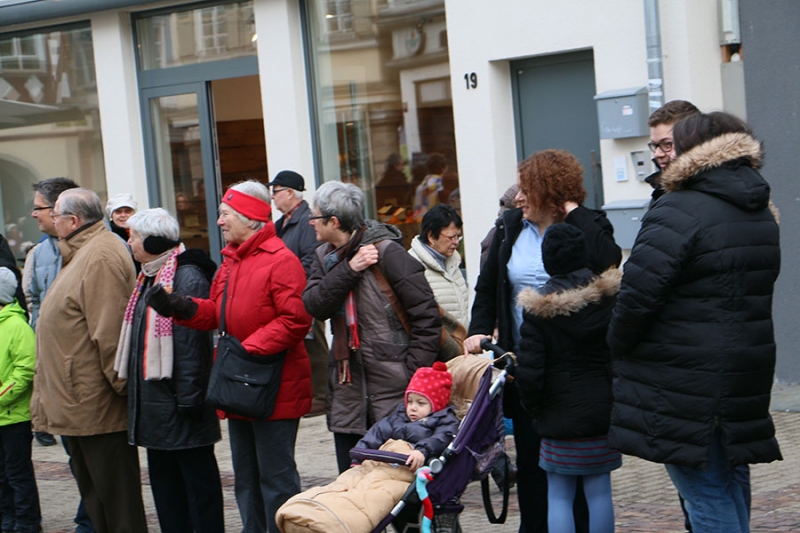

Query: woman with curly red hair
<box><xmin>465</xmin><ymin>149</ymin><xmax>621</xmax><ymax>533</ymax></box>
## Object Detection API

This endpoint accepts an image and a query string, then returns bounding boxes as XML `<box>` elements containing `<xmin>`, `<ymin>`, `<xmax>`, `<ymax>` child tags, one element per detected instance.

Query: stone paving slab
<box><xmin>33</xmin><ymin>388</ymin><xmax>800</xmax><ymax>532</ymax></box>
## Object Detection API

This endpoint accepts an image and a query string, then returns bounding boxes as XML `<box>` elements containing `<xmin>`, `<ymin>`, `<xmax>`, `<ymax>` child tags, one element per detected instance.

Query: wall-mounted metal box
<box><xmin>594</xmin><ymin>87</ymin><xmax>649</xmax><ymax>139</ymax></box>
<box><xmin>602</xmin><ymin>199</ymin><xmax>650</xmax><ymax>249</ymax></box>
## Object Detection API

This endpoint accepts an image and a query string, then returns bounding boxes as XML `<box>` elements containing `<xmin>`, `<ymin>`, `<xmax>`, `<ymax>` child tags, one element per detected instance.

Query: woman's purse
<box><xmin>205</xmin><ymin>278</ymin><xmax>286</xmax><ymax>420</ymax></box>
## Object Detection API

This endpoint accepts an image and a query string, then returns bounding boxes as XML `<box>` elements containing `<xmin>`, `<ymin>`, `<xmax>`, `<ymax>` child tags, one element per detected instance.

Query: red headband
<box><xmin>221</xmin><ymin>188</ymin><xmax>272</xmax><ymax>222</ymax></box>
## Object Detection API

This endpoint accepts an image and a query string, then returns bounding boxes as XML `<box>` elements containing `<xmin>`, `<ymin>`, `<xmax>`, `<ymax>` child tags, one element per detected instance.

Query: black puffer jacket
<box><xmin>607</xmin><ymin>133</ymin><xmax>782</xmax><ymax>469</ymax></box>
<box><xmin>275</xmin><ymin>200</ymin><xmax>319</xmax><ymax>277</ymax></box>
<box><xmin>303</xmin><ymin>220</ymin><xmax>441</xmax><ymax>434</ymax></box>
<box><xmin>127</xmin><ymin>249</ymin><xmax>221</xmax><ymax>450</ymax></box>
<box><xmin>355</xmin><ymin>403</ymin><xmax>460</xmax><ymax>460</ymax></box>
<box><xmin>517</xmin><ymin>268</ymin><xmax>620</xmax><ymax>439</ymax></box>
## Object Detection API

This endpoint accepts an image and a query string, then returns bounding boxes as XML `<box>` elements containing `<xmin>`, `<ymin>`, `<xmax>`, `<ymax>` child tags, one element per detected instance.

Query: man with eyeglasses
<box><xmin>645</xmin><ymin>100</ymin><xmax>700</xmax><ymax>204</ymax></box>
<box><xmin>267</xmin><ymin>170</ymin><xmax>329</xmax><ymax>418</ymax></box>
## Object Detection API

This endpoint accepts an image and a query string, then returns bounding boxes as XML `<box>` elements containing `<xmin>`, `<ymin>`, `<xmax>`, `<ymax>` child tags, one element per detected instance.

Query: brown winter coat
<box><xmin>32</xmin><ymin>221</ymin><xmax>136</xmax><ymax>436</ymax></box>
<box><xmin>303</xmin><ymin>221</ymin><xmax>441</xmax><ymax>435</ymax></box>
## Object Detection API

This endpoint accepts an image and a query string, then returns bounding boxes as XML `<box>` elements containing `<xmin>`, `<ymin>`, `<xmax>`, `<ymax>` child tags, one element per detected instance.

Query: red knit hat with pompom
<box><xmin>405</xmin><ymin>362</ymin><xmax>452</xmax><ymax>413</ymax></box>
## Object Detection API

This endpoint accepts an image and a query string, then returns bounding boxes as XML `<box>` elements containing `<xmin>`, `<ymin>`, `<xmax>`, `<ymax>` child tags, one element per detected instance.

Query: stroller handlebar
<box><xmin>479</xmin><ymin>338</ymin><xmax>507</xmax><ymax>358</ymax></box>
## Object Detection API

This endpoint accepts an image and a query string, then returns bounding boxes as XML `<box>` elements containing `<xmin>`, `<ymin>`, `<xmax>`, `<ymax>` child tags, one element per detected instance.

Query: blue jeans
<box><xmin>228</xmin><ymin>418</ymin><xmax>301</xmax><ymax>533</ymax></box>
<box><xmin>665</xmin><ymin>430</ymin><xmax>749</xmax><ymax>533</ymax></box>
<box><xmin>0</xmin><ymin>421</ymin><xmax>41</xmax><ymax>533</ymax></box>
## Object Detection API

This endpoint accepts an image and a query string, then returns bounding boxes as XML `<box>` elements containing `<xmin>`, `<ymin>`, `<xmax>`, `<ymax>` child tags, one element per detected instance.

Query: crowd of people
<box><xmin>0</xmin><ymin>100</ymin><xmax>781</xmax><ymax>533</ymax></box>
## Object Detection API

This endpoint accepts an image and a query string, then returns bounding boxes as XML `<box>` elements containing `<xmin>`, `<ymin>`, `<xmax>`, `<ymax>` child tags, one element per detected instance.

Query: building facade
<box><xmin>1</xmin><ymin>0</ymin><xmax>796</xmax><ymax>380</ymax></box>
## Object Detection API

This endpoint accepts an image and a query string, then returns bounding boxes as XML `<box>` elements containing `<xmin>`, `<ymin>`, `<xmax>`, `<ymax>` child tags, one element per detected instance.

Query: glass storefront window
<box><xmin>305</xmin><ymin>0</ymin><xmax>460</xmax><ymax>248</ymax></box>
<box><xmin>0</xmin><ymin>23</ymin><xmax>105</xmax><ymax>266</ymax></box>
<box><xmin>136</xmin><ymin>0</ymin><xmax>257</xmax><ymax>70</ymax></box>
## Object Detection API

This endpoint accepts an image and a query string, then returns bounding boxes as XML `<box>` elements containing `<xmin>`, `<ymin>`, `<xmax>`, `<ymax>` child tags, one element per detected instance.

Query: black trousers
<box><xmin>147</xmin><ymin>445</ymin><xmax>224</xmax><ymax>533</ymax></box>
<box><xmin>333</xmin><ymin>432</ymin><xmax>364</xmax><ymax>474</ymax></box>
<box><xmin>0</xmin><ymin>421</ymin><xmax>41</xmax><ymax>533</ymax></box>
<box><xmin>509</xmin><ymin>387</ymin><xmax>589</xmax><ymax>533</ymax></box>
<box><xmin>64</xmin><ymin>432</ymin><xmax>147</xmax><ymax>533</ymax></box>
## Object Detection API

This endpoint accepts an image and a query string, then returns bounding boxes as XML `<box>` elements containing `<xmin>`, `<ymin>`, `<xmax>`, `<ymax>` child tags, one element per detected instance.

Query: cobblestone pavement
<box><xmin>33</xmin><ymin>386</ymin><xmax>800</xmax><ymax>532</ymax></box>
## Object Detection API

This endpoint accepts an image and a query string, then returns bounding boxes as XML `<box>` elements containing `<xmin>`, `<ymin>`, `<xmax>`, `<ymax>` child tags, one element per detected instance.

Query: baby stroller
<box><xmin>349</xmin><ymin>340</ymin><xmax>515</xmax><ymax>533</ymax></box>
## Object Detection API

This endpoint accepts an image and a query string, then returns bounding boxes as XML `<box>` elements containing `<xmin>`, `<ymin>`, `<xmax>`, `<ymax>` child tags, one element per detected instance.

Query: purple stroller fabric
<box><xmin>427</xmin><ymin>365</ymin><xmax>504</xmax><ymax>503</ymax></box>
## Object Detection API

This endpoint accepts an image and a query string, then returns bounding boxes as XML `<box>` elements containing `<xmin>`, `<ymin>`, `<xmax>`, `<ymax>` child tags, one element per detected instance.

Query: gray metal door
<box><xmin>511</xmin><ymin>50</ymin><xmax>603</xmax><ymax>208</ymax></box>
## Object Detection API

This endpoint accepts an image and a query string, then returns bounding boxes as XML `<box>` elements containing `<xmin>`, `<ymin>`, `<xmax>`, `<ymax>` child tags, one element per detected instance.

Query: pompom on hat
<box><xmin>405</xmin><ymin>362</ymin><xmax>452</xmax><ymax>413</ymax></box>
<box><xmin>0</xmin><ymin>267</ymin><xmax>17</xmax><ymax>305</ymax></box>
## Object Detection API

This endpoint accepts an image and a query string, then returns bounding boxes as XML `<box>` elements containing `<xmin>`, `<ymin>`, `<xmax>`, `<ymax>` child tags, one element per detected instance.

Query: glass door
<box><xmin>141</xmin><ymin>82</ymin><xmax>222</xmax><ymax>261</ymax></box>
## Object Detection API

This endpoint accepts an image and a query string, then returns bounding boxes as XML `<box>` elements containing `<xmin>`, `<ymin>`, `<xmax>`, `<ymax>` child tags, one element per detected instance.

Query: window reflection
<box><xmin>0</xmin><ymin>24</ymin><xmax>105</xmax><ymax>265</ymax></box>
<box><xmin>307</xmin><ymin>0</ymin><xmax>460</xmax><ymax>249</ymax></box>
<box><xmin>136</xmin><ymin>0</ymin><xmax>256</xmax><ymax>70</ymax></box>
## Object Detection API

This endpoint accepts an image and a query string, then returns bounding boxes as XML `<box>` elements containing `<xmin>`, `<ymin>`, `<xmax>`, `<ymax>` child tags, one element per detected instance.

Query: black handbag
<box><xmin>205</xmin><ymin>279</ymin><xmax>286</xmax><ymax>420</ymax></box>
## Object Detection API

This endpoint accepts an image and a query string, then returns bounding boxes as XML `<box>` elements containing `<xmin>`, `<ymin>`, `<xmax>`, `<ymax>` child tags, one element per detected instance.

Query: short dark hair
<box><xmin>673</xmin><ymin>112</ymin><xmax>752</xmax><ymax>156</ymax></box>
<box><xmin>647</xmin><ymin>100</ymin><xmax>700</xmax><ymax>127</ymax></box>
<box><xmin>420</xmin><ymin>204</ymin><xmax>462</xmax><ymax>244</ymax></box>
<box><xmin>32</xmin><ymin>177</ymin><xmax>79</xmax><ymax>205</ymax></box>
<box><xmin>426</xmin><ymin>153</ymin><xmax>447</xmax><ymax>175</ymax></box>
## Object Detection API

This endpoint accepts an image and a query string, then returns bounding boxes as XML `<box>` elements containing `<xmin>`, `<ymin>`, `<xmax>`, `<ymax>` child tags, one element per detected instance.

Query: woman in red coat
<box><xmin>147</xmin><ymin>180</ymin><xmax>312</xmax><ymax>533</ymax></box>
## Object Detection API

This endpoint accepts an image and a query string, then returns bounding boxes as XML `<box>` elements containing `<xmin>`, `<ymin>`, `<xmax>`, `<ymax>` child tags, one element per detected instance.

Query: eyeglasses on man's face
<box><xmin>50</xmin><ymin>211</ymin><xmax>74</xmax><ymax>219</ymax></box>
<box><xmin>272</xmin><ymin>188</ymin><xmax>290</xmax><ymax>194</ymax></box>
<box><xmin>647</xmin><ymin>140</ymin><xmax>674</xmax><ymax>154</ymax></box>
<box><xmin>308</xmin><ymin>214</ymin><xmax>332</xmax><ymax>221</ymax></box>
<box><xmin>32</xmin><ymin>205</ymin><xmax>53</xmax><ymax>212</ymax></box>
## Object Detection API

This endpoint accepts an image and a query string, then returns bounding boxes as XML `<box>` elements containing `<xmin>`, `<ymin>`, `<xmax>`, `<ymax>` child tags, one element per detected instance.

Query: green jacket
<box><xmin>0</xmin><ymin>300</ymin><xmax>36</xmax><ymax>426</ymax></box>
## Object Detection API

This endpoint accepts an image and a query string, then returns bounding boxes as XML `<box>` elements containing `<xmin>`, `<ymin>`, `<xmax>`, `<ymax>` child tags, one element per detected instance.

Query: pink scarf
<box><xmin>114</xmin><ymin>244</ymin><xmax>184</xmax><ymax>380</ymax></box>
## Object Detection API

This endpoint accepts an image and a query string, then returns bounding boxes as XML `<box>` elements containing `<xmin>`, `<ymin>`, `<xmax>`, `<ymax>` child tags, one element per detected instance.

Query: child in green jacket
<box><xmin>0</xmin><ymin>267</ymin><xmax>41</xmax><ymax>532</ymax></box>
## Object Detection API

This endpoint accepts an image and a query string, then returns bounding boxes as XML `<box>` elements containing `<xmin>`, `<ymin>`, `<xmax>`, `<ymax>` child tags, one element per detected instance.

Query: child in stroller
<box><xmin>276</xmin><ymin>362</ymin><xmax>460</xmax><ymax>532</ymax></box>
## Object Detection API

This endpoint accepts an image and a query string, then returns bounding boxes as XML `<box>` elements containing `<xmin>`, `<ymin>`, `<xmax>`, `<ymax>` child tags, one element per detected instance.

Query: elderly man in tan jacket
<box><xmin>33</xmin><ymin>188</ymin><xmax>146</xmax><ymax>532</ymax></box>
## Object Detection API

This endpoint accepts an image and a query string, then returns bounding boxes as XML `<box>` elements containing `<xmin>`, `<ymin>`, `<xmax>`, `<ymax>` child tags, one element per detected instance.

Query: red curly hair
<box><xmin>518</xmin><ymin>150</ymin><xmax>586</xmax><ymax>213</ymax></box>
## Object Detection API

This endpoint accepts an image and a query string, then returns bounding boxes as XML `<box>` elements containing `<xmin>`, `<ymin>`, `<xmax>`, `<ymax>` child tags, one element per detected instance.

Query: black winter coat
<box><xmin>127</xmin><ymin>249</ymin><xmax>221</xmax><ymax>450</ymax></box>
<box><xmin>469</xmin><ymin>206</ymin><xmax>622</xmax><ymax>355</ymax></box>
<box><xmin>355</xmin><ymin>403</ymin><xmax>460</xmax><ymax>460</ymax></box>
<box><xmin>275</xmin><ymin>200</ymin><xmax>319</xmax><ymax>277</ymax></box>
<box><xmin>517</xmin><ymin>268</ymin><xmax>620</xmax><ymax>439</ymax></box>
<box><xmin>607</xmin><ymin>132</ymin><xmax>782</xmax><ymax>469</ymax></box>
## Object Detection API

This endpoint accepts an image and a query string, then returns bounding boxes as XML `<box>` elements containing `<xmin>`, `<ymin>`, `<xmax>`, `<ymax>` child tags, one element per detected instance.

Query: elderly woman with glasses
<box><xmin>465</xmin><ymin>150</ymin><xmax>622</xmax><ymax>533</ymax></box>
<box><xmin>146</xmin><ymin>180</ymin><xmax>312</xmax><ymax>533</ymax></box>
<box><xmin>408</xmin><ymin>203</ymin><xmax>469</xmax><ymax>328</ymax></box>
<box><xmin>302</xmin><ymin>181</ymin><xmax>441</xmax><ymax>474</ymax></box>
<box><xmin>114</xmin><ymin>208</ymin><xmax>223</xmax><ymax>533</ymax></box>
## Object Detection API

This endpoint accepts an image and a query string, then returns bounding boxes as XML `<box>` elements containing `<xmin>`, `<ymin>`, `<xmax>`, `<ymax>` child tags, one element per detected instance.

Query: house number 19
<box><xmin>464</xmin><ymin>72</ymin><xmax>478</xmax><ymax>89</ymax></box>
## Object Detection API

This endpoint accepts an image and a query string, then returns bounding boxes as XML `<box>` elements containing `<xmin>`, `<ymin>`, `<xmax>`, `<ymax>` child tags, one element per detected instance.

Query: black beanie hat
<box><xmin>542</xmin><ymin>223</ymin><xmax>588</xmax><ymax>276</ymax></box>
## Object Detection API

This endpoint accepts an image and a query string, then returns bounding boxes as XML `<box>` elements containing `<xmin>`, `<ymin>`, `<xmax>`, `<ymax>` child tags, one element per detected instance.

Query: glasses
<box><xmin>272</xmin><ymin>188</ymin><xmax>289</xmax><ymax>194</ymax></box>
<box><xmin>439</xmin><ymin>232</ymin><xmax>463</xmax><ymax>243</ymax></box>
<box><xmin>647</xmin><ymin>140</ymin><xmax>674</xmax><ymax>153</ymax></box>
<box><xmin>308</xmin><ymin>214</ymin><xmax>332</xmax><ymax>221</ymax></box>
<box><xmin>31</xmin><ymin>205</ymin><xmax>53</xmax><ymax>212</ymax></box>
<box><xmin>50</xmin><ymin>211</ymin><xmax>73</xmax><ymax>219</ymax></box>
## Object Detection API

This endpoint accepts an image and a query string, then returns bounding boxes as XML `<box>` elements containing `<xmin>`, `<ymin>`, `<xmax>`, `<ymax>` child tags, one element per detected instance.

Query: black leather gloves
<box><xmin>145</xmin><ymin>283</ymin><xmax>198</xmax><ymax>320</ymax></box>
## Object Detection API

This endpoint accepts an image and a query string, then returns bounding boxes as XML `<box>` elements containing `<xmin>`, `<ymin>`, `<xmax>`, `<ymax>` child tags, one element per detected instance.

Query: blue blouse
<box><xmin>507</xmin><ymin>219</ymin><xmax>550</xmax><ymax>350</ymax></box>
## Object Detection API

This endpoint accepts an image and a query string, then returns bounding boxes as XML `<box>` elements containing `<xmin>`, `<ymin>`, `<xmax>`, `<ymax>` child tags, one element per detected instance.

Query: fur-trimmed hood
<box><xmin>659</xmin><ymin>133</ymin><xmax>775</xmax><ymax>216</ymax></box>
<box><xmin>661</xmin><ymin>132</ymin><xmax>762</xmax><ymax>192</ymax></box>
<box><xmin>518</xmin><ymin>268</ymin><xmax>621</xmax><ymax>319</ymax></box>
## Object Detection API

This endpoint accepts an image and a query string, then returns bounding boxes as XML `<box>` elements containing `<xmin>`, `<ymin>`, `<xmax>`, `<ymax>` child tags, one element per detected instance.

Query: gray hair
<box><xmin>57</xmin><ymin>188</ymin><xmax>104</xmax><ymax>225</ymax></box>
<box><xmin>229</xmin><ymin>180</ymin><xmax>270</xmax><ymax>231</ymax></box>
<box><xmin>127</xmin><ymin>208</ymin><xmax>180</xmax><ymax>241</ymax></box>
<box><xmin>313</xmin><ymin>182</ymin><xmax>364</xmax><ymax>233</ymax></box>
<box><xmin>32</xmin><ymin>177</ymin><xmax>79</xmax><ymax>206</ymax></box>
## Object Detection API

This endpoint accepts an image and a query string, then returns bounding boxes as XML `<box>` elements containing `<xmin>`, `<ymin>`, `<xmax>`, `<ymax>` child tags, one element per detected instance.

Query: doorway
<box><xmin>511</xmin><ymin>50</ymin><xmax>604</xmax><ymax>208</ymax></box>
<box><xmin>142</xmin><ymin>75</ymin><xmax>266</xmax><ymax>261</ymax></box>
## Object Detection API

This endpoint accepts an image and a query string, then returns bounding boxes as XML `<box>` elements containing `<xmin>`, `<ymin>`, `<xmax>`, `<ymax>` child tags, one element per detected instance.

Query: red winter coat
<box><xmin>180</xmin><ymin>223</ymin><xmax>312</xmax><ymax>420</ymax></box>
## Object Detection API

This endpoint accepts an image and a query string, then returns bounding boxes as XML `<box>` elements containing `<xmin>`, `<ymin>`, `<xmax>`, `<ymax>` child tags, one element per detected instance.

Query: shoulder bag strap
<box><xmin>219</xmin><ymin>276</ymin><xmax>229</xmax><ymax>334</ymax></box>
<box><xmin>369</xmin><ymin>241</ymin><xmax>412</xmax><ymax>336</ymax></box>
